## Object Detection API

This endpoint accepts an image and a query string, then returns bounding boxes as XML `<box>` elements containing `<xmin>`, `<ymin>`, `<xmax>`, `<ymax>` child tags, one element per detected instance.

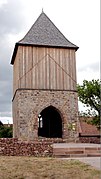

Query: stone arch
<box><xmin>34</xmin><ymin>103</ymin><xmax>64</xmax><ymax>126</ymax></box>
<box><xmin>38</xmin><ymin>105</ymin><xmax>63</xmax><ymax>138</ymax></box>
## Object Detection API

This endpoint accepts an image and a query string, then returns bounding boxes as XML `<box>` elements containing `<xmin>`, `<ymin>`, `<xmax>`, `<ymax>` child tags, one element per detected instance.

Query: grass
<box><xmin>0</xmin><ymin>156</ymin><xmax>100</xmax><ymax>179</ymax></box>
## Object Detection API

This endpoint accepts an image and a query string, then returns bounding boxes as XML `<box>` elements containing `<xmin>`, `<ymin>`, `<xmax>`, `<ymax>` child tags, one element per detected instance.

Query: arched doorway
<box><xmin>38</xmin><ymin>106</ymin><xmax>62</xmax><ymax>138</ymax></box>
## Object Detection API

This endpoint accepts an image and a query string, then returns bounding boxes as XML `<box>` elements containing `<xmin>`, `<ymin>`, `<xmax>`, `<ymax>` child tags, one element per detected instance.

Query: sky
<box><xmin>0</xmin><ymin>0</ymin><xmax>100</xmax><ymax>124</ymax></box>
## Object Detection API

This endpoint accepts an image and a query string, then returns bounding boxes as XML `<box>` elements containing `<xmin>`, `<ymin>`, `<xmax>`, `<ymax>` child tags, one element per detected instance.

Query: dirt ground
<box><xmin>0</xmin><ymin>156</ymin><xmax>100</xmax><ymax>179</ymax></box>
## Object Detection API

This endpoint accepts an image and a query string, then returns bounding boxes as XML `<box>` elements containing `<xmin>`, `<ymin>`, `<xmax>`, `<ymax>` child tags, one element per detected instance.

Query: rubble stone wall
<box><xmin>0</xmin><ymin>138</ymin><xmax>53</xmax><ymax>156</ymax></box>
<box><xmin>13</xmin><ymin>89</ymin><xmax>78</xmax><ymax>141</ymax></box>
<box><xmin>79</xmin><ymin>136</ymin><xmax>100</xmax><ymax>144</ymax></box>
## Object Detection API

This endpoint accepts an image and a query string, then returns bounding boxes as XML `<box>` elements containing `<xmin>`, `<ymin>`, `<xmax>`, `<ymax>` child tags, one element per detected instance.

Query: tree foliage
<box><xmin>77</xmin><ymin>79</ymin><xmax>100</xmax><ymax>128</ymax></box>
<box><xmin>0</xmin><ymin>125</ymin><xmax>13</xmax><ymax>138</ymax></box>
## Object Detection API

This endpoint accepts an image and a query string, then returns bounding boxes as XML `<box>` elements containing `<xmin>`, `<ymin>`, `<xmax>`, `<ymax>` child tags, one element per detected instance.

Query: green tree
<box><xmin>0</xmin><ymin>125</ymin><xmax>13</xmax><ymax>138</ymax></box>
<box><xmin>77</xmin><ymin>79</ymin><xmax>100</xmax><ymax>128</ymax></box>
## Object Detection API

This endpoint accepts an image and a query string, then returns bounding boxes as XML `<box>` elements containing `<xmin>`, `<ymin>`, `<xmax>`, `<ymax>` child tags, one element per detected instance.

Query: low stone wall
<box><xmin>0</xmin><ymin>137</ymin><xmax>100</xmax><ymax>156</ymax></box>
<box><xmin>0</xmin><ymin>138</ymin><xmax>53</xmax><ymax>156</ymax></box>
<box><xmin>79</xmin><ymin>136</ymin><xmax>100</xmax><ymax>144</ymax></box>
<box><xmin>0</xmin><ymin>137</ymin><xmax>76</xmax><ymax>156</ymax></box>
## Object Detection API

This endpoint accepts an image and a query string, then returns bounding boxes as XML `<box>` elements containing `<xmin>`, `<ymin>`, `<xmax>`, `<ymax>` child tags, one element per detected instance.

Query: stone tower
<box><xmin>11</xmin><ymin>12</ymin><xmax>79</xmax><ymax>141</ymax></box>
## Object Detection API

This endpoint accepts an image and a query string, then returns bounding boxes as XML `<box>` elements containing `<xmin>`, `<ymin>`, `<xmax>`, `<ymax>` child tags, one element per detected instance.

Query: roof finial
<box><xmin>42</xmin><ymin>8</ymin><xmax>44</xmax><ymax>13</ymax></box>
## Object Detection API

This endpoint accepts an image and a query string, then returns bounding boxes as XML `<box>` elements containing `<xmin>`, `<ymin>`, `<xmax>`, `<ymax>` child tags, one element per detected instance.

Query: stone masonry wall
<box><xmin>13</xmin><ymin>89</ymin><xmax>78</xmax><ymax>141</ymax></box>
<box><xmin>0</xmin><ymin>137</ymin><xmax>100</xmax><ymax>156</ymax></box>
<box><xmin>0</xmin><ymin>138</ymin><xmax>53</xmax><ymax>156</ymax></box>
<box><xmin>79</xmin><ymin>136</ymin><xmax>100</xmax><ymax>144</ymax></box>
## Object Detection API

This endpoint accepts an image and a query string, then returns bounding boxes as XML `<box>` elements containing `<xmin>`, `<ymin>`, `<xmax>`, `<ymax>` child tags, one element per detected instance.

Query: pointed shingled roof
<box><xmin>19</xmin><ymin>12</ymin><xmax>78</xmax><ymax>48</ymax></box>
<box><xmin>11</xmin><ymin>12</ymin><xmax>78</xmax><ymax>64</ymax></box>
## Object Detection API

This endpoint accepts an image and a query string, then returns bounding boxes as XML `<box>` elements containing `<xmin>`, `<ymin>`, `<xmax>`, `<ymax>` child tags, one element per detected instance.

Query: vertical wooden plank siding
<box><xmin>73</xmin><ymin>50</ymin><xmax>76</xmax><ymax>90</ymax></box>
<box><xmin>65</xmin><ymin>49</ymin><xmax>67</xmax><ymax>90</ymax></box>
<box><xmin>13</xmin><ymin>46</ymin><xmax>77</xmax><ymax>94</ymax></box>
<box><xmin>72</xmin><ymin>50</ymin><xmax>76</xmax><ymax>90</ymax></box>
<box><xmin>70</xmin><ymin>49</ymin><xmax>73</xmax><ymax>90</ymax></box>
<box><xmin>66</xmin><ymin>49</ymin><xmax>69</xmax><ymax>90</ymax></box>
<box><xmin>46</xmin><ymin>48</ymin><xmax>50</xmax><ymax>89</ymax></box>
<box><xmin>32</xmin><ymin>47</ymin><xmax>36</xmax><ymax>88</ymax></box>
<box><xmin>56</xmin><ymin>49</ymin><xmax>60</xmax><ymax>89</ymax></box>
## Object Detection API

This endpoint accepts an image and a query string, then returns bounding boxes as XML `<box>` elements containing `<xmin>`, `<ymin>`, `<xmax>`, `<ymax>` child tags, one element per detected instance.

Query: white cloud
<box><xmin>0</xmin><ymin>117</ymin><xmax>12</xmax><ymax>124</ymax></box>
<box><xmin>0</xmin><ymin>0</ymin><xmax>7</xmax><ymax>7</ymax></box>
<box><xmin>0</xmin><ymin>0</ymin><xmax>100</xmax><ymax>122</ymax></box>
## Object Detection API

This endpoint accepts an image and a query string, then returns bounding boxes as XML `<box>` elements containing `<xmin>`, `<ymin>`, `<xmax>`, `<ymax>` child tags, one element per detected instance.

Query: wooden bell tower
<box><xmin>11</xmin><ymin>12</ymin><xmax>79</xmax><ymax>141</ymax></box>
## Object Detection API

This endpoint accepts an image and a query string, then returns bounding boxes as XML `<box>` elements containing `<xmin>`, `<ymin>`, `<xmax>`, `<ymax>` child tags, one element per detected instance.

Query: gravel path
<box><xmin>61</xmin><ymin>157</ymin><xmax>101</xmax><ymax>170</ymax></box>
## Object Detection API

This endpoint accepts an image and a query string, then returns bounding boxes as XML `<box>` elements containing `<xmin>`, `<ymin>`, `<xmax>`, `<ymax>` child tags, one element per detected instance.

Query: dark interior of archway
<box><xmin>38</xmin><ymin>106</ymin><xmax>62</xmax><ymax>138</ymax></box>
